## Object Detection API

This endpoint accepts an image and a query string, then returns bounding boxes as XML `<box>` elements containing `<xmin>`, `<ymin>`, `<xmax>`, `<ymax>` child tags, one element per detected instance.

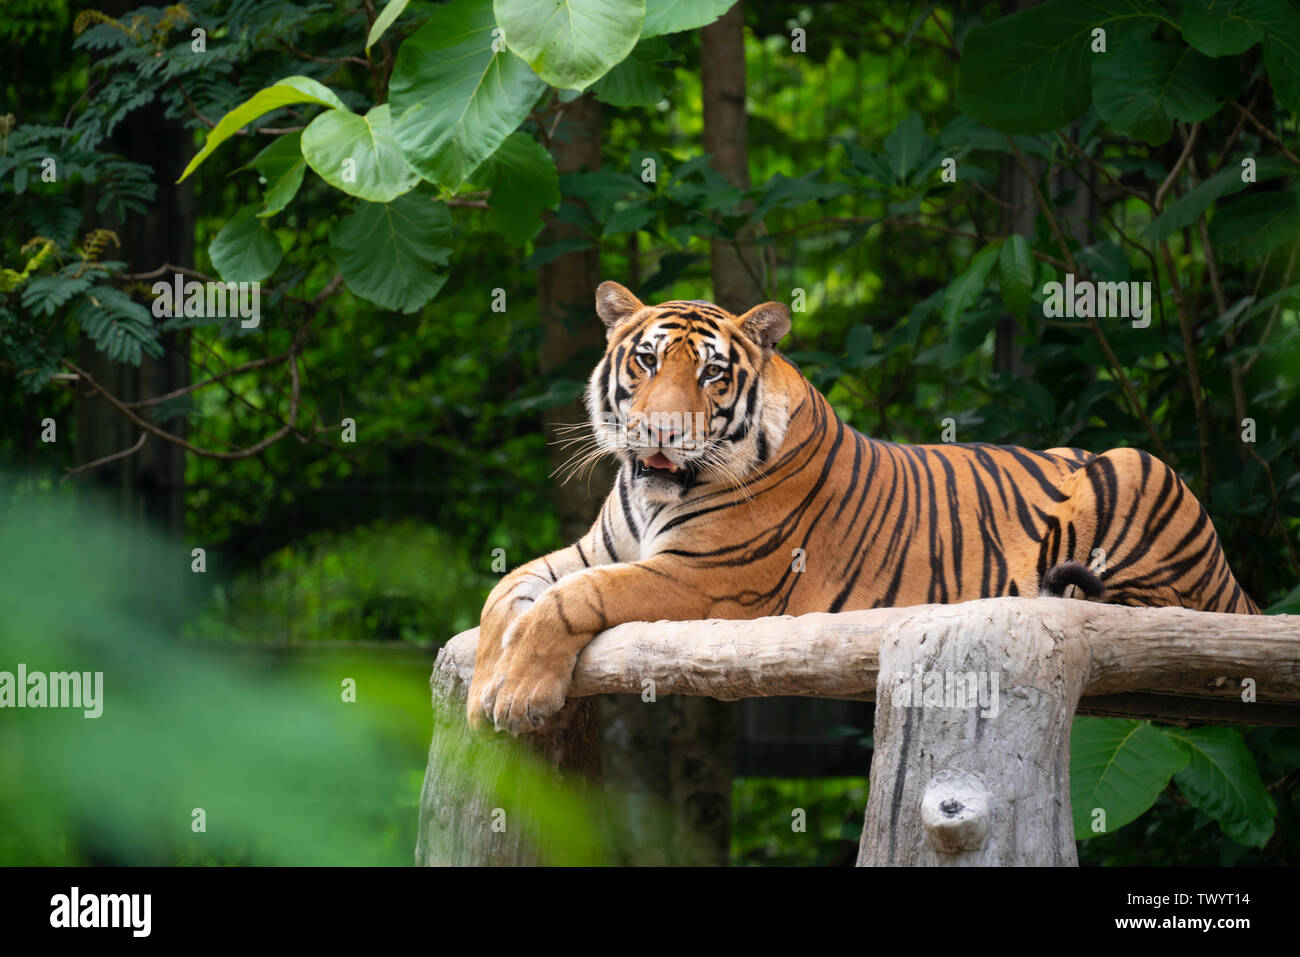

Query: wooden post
<box><xmin>415</xmin><ymin>648</ymin><xmax>600</xmax><ymax>866</ymax></box>
<box><xmin>857</xmin><ymin>601</ymin><xmax>1088</xmax><ymax>865</ymax></box>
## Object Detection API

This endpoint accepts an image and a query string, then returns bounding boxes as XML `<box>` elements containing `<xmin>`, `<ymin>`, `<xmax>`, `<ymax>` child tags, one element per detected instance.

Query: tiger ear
<box><xmin>735</xmin><ymin>301</ymin><xmax>791</xmax><ymax>351</ymax></box>
<box><xmin>595</xmin><ymin>281</ymin><xmax>645</xmax><ymax>330</ymax></box>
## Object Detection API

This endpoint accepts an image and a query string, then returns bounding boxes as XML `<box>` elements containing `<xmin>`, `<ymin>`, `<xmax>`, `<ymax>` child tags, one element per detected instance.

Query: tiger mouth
<box><xmin>633</xmin><ymin>451</ymin><xmax>694</xmax><ymax>486</ymax></box>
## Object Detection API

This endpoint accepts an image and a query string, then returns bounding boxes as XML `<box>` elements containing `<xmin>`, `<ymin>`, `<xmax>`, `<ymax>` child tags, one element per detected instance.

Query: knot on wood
<box><xmin>921</xmin><ymin>770</ymin><xmax>990</xmax><ymax>855</ymax></box>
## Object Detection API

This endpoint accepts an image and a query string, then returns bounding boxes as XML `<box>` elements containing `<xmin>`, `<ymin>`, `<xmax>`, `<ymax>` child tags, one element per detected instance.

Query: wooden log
<box><xmin>434</xmin><ymin>599</ymin><xmax>1300</xmax><ymax>716</ymax></box>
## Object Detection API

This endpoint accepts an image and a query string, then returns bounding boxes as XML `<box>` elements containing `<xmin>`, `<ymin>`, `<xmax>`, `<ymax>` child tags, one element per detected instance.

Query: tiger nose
<box><xmin>649</xmin><ymin>423</ymin><xmax>679</xmax><ymax>446</ymax></box>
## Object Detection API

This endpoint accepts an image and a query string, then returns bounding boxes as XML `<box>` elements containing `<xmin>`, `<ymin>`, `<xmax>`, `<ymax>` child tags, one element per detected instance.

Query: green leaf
<box><xmin>1178</xmin><ymin>0</ymin><xmax>1261</xmax><ymax>55</ymax></box>
<box><xmin>1141</xmin><ymin>158</ymin><xmax>1295</xmax><ymax>241</ymax></box>
<box><xmin>602</xmin><ymin>202</ymin><xmax>654</xmax><ymax>236</ymax></box>
<box><xmin>1076</xmin><ymin>239</ymin><xmax>1130</xmax><ymax>280</ymax></box>
<box><xmin>943</xmin><ymin>240</ymin><xmax>1002</xmax><ymax>326</ymax></box>
<box><xmin>561</xmin><ymin>169</ymin><xmax>648</xmax><ymax>220</ymax></box>
<box><xmin>1265</xmin><ymin>581</ymin><xmax>1300</xmax><ymax>614</ymax></box>
<box><xmin>956</xmin><ymin>0</ymin><xmax>1159</xmax><ymax>134</ymax></box>
<box><xmin>246</xmin><ymin>132</ymin><xmax>307</xmax><ymax>217</ymax></box>
<box><xmin>209</xmin><ymin>205</ymin><xmax>286</xmax><ymax>282</ymax></box>
<box><xmin>494</xmin><ymin>0</ymin><xmax>645</xmax><ymax>90</ymax></box>
<box><xmin>1092</xmin><ymin>37</ymin><xmax>1241</xmax><ymax>145</ymax></box>
<box><xmin>1250</xmin><ymin>0</ymin><xmax>1300</xmax><ymax>112</ymax></box>
<box><xmin>20</xmin><ymin>276</ymin><xmax>94</xmax><ymax>317</ymax></box>
<box><xmin>73</xmin><ymin>287</ymin><xmax>161</xmax><ymax>365</ymax></box>
<box><xmin>366</xmin><ymin>0</ymin><xmax>411</xmax><ymax>55</ymax></box>
<box><xmin>1149</xmin><ymin>164</ymin><xmax>1258</xmax><ymax>240</ymax></box>
<box><xmin>474</xmin><ymin>133</ymin><xmax>560</xmax><ymax>245</ymax></box>
<box><xmin>591</xmin><ymin>37</ymin><xmax>675</xmax><ymax>107</ymax></box>
<box><xmin>1208</xmin><ymin>190</ymin><xmax>1300</xmax><ymax>261</ymax></box>
<box><xmin>389</xmin><ymin>0</ymin><xmax>546</xmax><ymax>189</ymax></box>
<box><xmin>997</xmin><ymin>234</ymin><xmax>1034</xmax><ymax>320</ymax></box>
<box><xmin>642</xmin><ymin>0</ymin><xmax>733</xmax><ymax>37</ymax></box>
<box><xmin>750</xmin><ymin>169</ymin><xmax>850</xmax><ymax>221</ymax></box>
<box><xmin>301</xmin><ymin>104</ymin><xmax>420</xmax><ymax>203</ymax></box>
<box><xmin>592</xmin><ymin>57</ymin><xmax>661</xmax><ymax>107</ymax></box>
<box><xmin>177</xmin><ymin>76</ymin><xmax>347</xmax><ymax>183</ymax></box>
<box><xmin>1164</xmin><ymin>725</ymin><xmax>1277</xmax><ymax>846</ymax></box>
<box><xmin>883</xmin><ymin>112</ymin><xmax>933</xmax><ymax>185</ymax></box>
<box><xmin>328</xmin><ymin>188</ymin><xmax>453</xmax><ymax>313</ymax></box>
<box><xmin>843</xmin><ymin>141</ymin><xmax>897</xmax><ymax>186</ymax></box>
<box><xmin>1071</xmin><ymin>717</ymin><xmax>1190</xmax><ymax>837</ymax></box>
<box><xmin>522</xmin><ymin>237</ymin><xmax>593</xmax><ymax>268</ymax></box>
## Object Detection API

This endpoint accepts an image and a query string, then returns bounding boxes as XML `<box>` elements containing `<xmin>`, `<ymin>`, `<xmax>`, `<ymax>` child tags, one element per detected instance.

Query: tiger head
<box><xmin>584</xmin><ymin>281</ymin><xmax>793</xmax><ymax>502</ymax></box>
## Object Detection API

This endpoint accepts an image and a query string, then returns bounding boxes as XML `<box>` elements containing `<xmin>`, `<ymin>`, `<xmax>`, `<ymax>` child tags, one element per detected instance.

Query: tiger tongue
<box><xmin>645</xmin><ymin>452</ymin><xmax>679</xmax><ymax>472</ymax></box>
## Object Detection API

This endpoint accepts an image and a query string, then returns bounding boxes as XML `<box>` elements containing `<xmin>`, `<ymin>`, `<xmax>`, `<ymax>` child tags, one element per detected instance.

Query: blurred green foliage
<box><xmin>0</xmin><ymin>475</ymin><xmax>606</xmax><ymax>865</ymax></box>
<box><xmin>190</xmin><ymin>519</ymin><xmax>493</xmax><ymax>643</ymax></box>
<box><xmin>732</xmin><ymin>776</ymin><xmax>868</xmax><ymax>866</ymax></box>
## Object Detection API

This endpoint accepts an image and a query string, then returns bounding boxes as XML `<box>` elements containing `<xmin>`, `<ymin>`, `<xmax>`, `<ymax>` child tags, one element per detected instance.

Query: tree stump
<box><xmin>415</xmin><ymin>647</ymin><xmax>600</xmax><ymax>866</ymax></box>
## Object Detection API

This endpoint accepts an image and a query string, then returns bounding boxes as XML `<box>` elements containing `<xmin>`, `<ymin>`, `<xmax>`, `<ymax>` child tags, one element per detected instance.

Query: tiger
<box><xmin>467</xmin><ymin>280</ymin><xmax>1260</xmax><ymax>733</ymax></box>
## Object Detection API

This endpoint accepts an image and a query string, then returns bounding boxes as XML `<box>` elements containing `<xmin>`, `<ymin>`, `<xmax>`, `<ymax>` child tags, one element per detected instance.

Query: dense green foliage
<box><xmin>2</xmin><ymin>0</ymin><xmax>1297</xmax><ymax>865</ymax></box>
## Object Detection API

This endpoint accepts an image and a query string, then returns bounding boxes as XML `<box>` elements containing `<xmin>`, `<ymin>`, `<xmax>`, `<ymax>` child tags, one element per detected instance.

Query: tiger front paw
<box><xmin>478</xmin><ymin>611</ymin><xmax>580</xmax><ymax>735</ymax></box>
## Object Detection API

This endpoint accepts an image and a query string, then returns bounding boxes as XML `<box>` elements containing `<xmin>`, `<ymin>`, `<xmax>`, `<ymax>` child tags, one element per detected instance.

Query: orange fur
<box><xmin>468</xmin><ymin>283</ymin><xmax>1258</xmax><ymax>733</ymax></box>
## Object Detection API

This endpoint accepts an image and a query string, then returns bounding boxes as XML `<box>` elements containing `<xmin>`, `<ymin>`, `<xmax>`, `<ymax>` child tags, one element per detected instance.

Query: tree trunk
<box><xmin>534</xmin><ymin>91</ymin><xmax>607</xmax><ymax>817</ymax></box>
<box><xmin>539</xmin><ymin>93</ymin><xmax>613</xmax><ymax>536</ymax></box>
<box><xmin>703</xmin><ymin>2</ymin><xmax>765</xmax><ymax>310</ymax></box>
<box><xmin>75</xmin><ymin>13</ymin><xmax>191</xmax><ymax>633</ymax></box>
<box><xmin>76</xmin><ymin>58</ymin><xmax>192</xmax><ymax>540</ymax></box>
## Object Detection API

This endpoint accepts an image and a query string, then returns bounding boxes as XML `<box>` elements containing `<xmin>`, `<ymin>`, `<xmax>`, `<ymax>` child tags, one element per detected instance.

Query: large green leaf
<box><xmin>641</xmin><ymin>0</ymin><xmax>733</xmax><ymax>37</ymax></box>
<box><xmin>494</xmin><ymin>0</ymin><xmax>644</xmax><ymax>90</ymax></box>
<box><xmin>1208</xmin><ymin>190</ymin><xmax>1300</xmax><ymax>261</ymax></box>
<box><xmin>328</xmin><ymin>188</ymin><xmax>454</xmax><ymax>313</ymax></box>
<box><xmin>956</xmin><ymin>0</ymin><xmax>1159</xmax><ymax>134</ymax></box>
<box><xmin>591</xmin><ymin>37</ymin><xmax>677</xmax><ymax>107</ymax></box>
<box><xmin>1164</xmin><ymin>725</ymin><xmax>1277</xmax><ymax>846</ymax></box>
<box><xmin>301</xmin><ymin>104</ymin><xmax>420</xmax><ymax>202</ymax></box>
<box><xmin>591</xmin><ymin>56</ymin><xmax>661</xmax><ymax>108</ymax></box>
<box><xmin>943</xmin><ymin>240</ymin><xmax>1002</xmax><ymax>326</ymax></box>
<box><xmin>1092</xmin><ymin>37</ymin><xmax>1241</xmax><ymax>145</ymax></box>
<box><xmin>366</xmin><ymin>0</ymin><xmax>411</xmax><ymax>54</ymax></box>
<box><xmin>998</xmin><ymin>234</ymin><xmax>1034</xmax><ymax>320</ymax></box>
<box><xmin>1178</xmin><ymin>0</ymin><xmax>1261</xmax><ymax>55</ymax></box>
<box><xmin>209</xmin><ymin>205</ymin><xmax>287</xmax><ymax>282</ymax></box>
<box><xmin>177</xmin><ymin>76</ymin><xmax>347</xmax><ymax>183</ymax></box>
<box><xmin>245</xmin><ymin>132</ymin><xmax>307</xmax><ymax>218</ymax></box>
<box><xmin>1071</xmin><ymin>717</ymin><xmax>1190</xmax><ymax>837</ymax></box>
<box><xmin>472</xmin><ymin>133</ymin><xmax>560</xmax><ymax>245</ymax></box>
<box><xmin>389</xmin><ymin>0</ymin><xmax>546</xmax><ymax>189</ymax></box>
<box><xmin>1247</xmin><ymin>0</ymin><xmax>1300</xmax><ymax>112</ymax></box>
